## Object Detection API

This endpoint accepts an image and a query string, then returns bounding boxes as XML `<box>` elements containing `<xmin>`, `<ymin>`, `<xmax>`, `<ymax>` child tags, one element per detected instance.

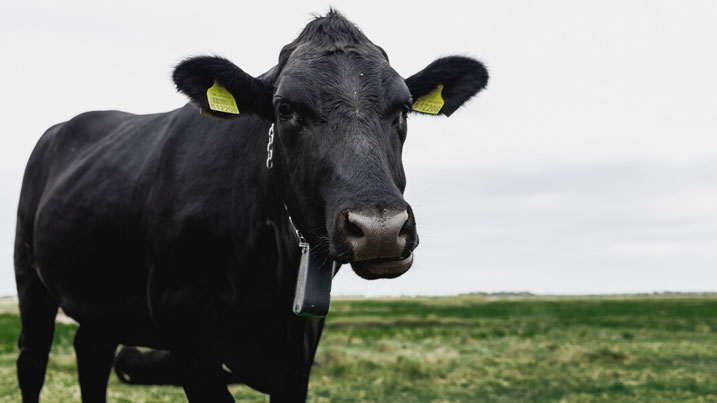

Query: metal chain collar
<box><xmin>268</xmin><ymin>124</ymin><xmax>306</xmax><ymax>250</ymax></box>
<box><xmin>266</xmin><ymin>123</ymin><xmax>275</xmax><ymax>169</ymax></box>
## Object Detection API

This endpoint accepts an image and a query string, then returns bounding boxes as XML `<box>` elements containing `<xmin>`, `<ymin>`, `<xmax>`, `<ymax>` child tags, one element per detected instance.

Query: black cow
<box><xmin>14</xmin><ymin>10</ymin><xmax>487</xmax><ymax>402</ymax></box>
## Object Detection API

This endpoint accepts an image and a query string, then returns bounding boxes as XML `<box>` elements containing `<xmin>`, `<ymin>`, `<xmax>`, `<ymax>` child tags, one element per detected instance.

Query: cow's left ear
<box><xmin>173</xmin><ymin>56</ymin><xmax>274</xmax><ymax>121</ymax></box>
<box><xmin>405</xmin><ymin>56</ymin><xmax>488</xmax><ymax>117</ymax></box>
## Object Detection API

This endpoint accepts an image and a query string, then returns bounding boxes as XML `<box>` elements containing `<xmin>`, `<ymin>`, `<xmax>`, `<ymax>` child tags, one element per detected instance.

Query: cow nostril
<box><xmin>399</xmin><ymin>217</ymin><xmax>411</xmax><ymax>238</ymax></box>
<box><xmin>345</xmin><ymin>217</ymin><xmax>364</xmax><ymax>238</ymax></box>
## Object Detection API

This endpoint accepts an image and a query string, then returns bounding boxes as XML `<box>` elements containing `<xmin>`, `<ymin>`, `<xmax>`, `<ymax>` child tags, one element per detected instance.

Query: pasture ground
<box><xmin>0</xmin><ymin>294</ymin><xmax>715</xmax><ymax>402</ymax></box>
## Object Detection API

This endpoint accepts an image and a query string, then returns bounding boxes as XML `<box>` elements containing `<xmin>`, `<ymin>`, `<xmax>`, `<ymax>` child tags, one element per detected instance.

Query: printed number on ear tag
<box><xmin>206</xmin><ymin>81</ymin><xmax>240</xmax><ymax>115</ymax></box>
<box><xmin>412</xmin><ymin>84</ymin><xmax>445</xmax><ymax>115</ymax></box>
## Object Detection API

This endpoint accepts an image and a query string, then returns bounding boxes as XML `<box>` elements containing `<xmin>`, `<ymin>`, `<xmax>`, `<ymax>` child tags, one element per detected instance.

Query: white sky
<box><xmin>1</xmin><ymin>1</ymin><xmax>715</xmax><ymax>297</ymax></box>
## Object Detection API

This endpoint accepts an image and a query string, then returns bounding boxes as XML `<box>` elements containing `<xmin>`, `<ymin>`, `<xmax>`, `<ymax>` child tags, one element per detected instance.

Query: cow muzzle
<box><xmin>337</xmin><ymin>208</ymin><xmax>416</xmax><ymax>280</ymax></box>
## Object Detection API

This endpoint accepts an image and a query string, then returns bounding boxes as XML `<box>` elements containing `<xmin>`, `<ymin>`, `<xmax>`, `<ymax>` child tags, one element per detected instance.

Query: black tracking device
<box><xmin>293</xmin><ymin>241</ymin><xmax>337</xmax><ymax>317</ymax></box>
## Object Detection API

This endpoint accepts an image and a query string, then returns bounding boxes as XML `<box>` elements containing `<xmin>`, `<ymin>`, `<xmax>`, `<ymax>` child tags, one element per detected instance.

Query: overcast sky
<box><xmin>1</xmin><ymin>1</ymin><xmax>715</xmax><ymax>297</ymax></box>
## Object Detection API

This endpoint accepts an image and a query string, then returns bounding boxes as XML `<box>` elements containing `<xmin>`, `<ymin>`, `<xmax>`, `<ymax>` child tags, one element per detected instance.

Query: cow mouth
<box><xmin>349</xmin><ymin>252</ymin><xmax>413</xmax><ymax>280</ymax></box>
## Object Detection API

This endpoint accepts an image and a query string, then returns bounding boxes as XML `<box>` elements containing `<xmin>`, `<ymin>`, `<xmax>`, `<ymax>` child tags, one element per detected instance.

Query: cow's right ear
<box><xmin>173</xmin><ymin>56</ymin><xmax>274</xmax><ymax>121</ymax></box>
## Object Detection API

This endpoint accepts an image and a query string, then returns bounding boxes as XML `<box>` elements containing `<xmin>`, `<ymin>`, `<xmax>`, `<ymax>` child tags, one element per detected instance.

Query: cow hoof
<box><xmin>114</xmin><ymin>347</ymin><xmax>143</xmax><ymax>384</ymax></box>
<box><xmin>118</xmin><ymin>371</ymin><xmax>132</xmax><ymax>383</ymax></box>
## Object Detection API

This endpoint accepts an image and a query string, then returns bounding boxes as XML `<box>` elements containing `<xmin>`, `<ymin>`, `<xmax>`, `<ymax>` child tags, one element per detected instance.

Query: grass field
<box><xmin>0</xmin><ymin>294</ymin><xmax>716</xmax><ymax>402</ymax></box>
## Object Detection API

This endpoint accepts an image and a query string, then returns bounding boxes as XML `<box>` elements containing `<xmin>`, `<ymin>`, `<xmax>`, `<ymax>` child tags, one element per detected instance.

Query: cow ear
<box><xmin>173</xmin><ymin>56</ymin><xmax>274</xmax><ymax>121</ymax></box>
<box><xmin>405</xmin><ymin>56</ymin><xmax>488</xmax><ymax>117</ymax></box>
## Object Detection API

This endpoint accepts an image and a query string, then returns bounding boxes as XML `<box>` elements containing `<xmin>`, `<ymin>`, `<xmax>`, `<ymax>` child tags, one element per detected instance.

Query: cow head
<box><xmin>172</xmin><ymin>10</ymin><xmax>488</xmax><ymax>280</ymax></box>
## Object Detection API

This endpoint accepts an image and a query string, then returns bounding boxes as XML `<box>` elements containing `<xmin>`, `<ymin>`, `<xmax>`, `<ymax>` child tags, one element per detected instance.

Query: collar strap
<box><xmin>284</xmin><ymin>204</ymin><xmax>307</xmax><ymax>246</ymax></box>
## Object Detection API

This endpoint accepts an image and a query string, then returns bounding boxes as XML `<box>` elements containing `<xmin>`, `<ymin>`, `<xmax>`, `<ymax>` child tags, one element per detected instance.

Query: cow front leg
<box><xmin>269</xmin><ymin>367</ymin><xmax>311</xmax><ymax>403</ymax></box>
<box><xmin>73</xmin><ymin>325</ymin><xmax>118</xmax><ymax>403</ymax></box>
<box><xmin>149</xmin><ymin>288</ymin><xmax>235</xmax><ymax>402</ymax></box>
<box><xmin>168</xmin><ymin>345</ymin><xmax>234</xmax><ymax>403</ymax></box>
<box><xmin>269</xmin><ymin>316</ymin><xmax>325</xmax><ymax>403</ymax></box>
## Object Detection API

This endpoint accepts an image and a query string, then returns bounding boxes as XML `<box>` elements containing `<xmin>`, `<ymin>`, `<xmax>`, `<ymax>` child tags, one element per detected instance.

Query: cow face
<box><xmin>173</xmin><ymin>11</ymin><xmax>488</xmax><ymax>279</ymax></box>
<box><xmin>270</xmin><ymin>43</ymin><xmax>416</xmax><ymax>280</ymax></box>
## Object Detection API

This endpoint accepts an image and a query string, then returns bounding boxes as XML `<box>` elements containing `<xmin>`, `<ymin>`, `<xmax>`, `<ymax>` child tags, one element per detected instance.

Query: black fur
<box><xmin>14</xmin><ymin>10</ymin><xmax>487</xmax><ymax>402</ymax></box>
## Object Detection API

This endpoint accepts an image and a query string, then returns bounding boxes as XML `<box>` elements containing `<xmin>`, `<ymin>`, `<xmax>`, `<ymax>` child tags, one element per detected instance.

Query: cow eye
<box><xmin>402</xmin><ymin>103</ymin><xmax>411</xmax><ymax>119</ymax></box>
<box><xmin>394</xmin><ymin>103</ymin><xmax>411</xmax><ymax>125</ymax></box>
<box><xmin>278</xmin><ymin>102</ymin><xmax>295</xmax><ymax>121</ymax></box>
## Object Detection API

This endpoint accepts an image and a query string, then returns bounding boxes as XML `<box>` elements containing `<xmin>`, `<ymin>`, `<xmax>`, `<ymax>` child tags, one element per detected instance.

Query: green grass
<box><xmin>1</xmin><ymin>295</ymin><xmax>716</xmax><ymax>402</ymax></box>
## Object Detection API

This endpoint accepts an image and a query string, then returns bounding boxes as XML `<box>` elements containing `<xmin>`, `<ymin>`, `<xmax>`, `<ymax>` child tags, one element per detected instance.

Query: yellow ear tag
<box><xmin>412</xmin><ymin>84</ymin><xmax>445</xmax><ymax>115</ymax></box>
<box><xmin>206</xmin><ymin>81</ymin><xmax>240</xmax><ymax>115</ymax></box>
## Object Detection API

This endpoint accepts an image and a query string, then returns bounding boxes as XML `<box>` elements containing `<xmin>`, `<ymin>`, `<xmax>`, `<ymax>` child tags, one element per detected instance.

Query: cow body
<box><xmin>30</xmin><ymin>108</ymin><xmax>278</xmax><ymax>325</ymax></box>
<box><xmin>15</xmin><ymin>10</ymin><xmax>487</xmax><ymax>402</ymax></box>
<box><xmin>20</xmin><ymin>107</ymin><xmax>316</xmax><ymax>397</ymax></box>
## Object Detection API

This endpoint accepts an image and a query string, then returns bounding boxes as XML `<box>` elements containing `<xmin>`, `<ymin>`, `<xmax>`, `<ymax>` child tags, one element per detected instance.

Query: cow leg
<box><xmin>269</xmin><ymin>368</ymin><xmax>311</xmax><ymax>403</ymax></box>
<box><xmin>115</xmin><ymin>346</ymin><xmax>239</xmax><ymax>386</ymax></box>
<box><xmin>269</xmin><ymin>318</ymin><xmax>324</xmax><ymax>403</ymax></box>
<box><xmin>73</xmin><ymin>325</ymin><xmax>118</xmax><ymax>403</ymax></box>
<box><xmin>115</xmin><ymin>346</ymin><xmax>186</xmax><ymax>385</ymax></box>
<box><xmin>15</xmin><ymin>223</ymin><xmax>58</xmax><ymax>403</ymax></box>
<box><xmin>115</xmin><ymin>346</ymin><xmax>185</xmax><ymax>385</ymax></box>
<box><xmin>150</xmin><ymin>313</ymin><xmax>233</xmax><ymax>400</ymax></box>
<box><xmin>15</xmin><ymin>273</ymin><xmax>58</xmax><ymax>403</ymax></box>
<box><xmin>171</xmin><ymin>347</ymin><xmax>234</xmax><ymax>403</ymax></box>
